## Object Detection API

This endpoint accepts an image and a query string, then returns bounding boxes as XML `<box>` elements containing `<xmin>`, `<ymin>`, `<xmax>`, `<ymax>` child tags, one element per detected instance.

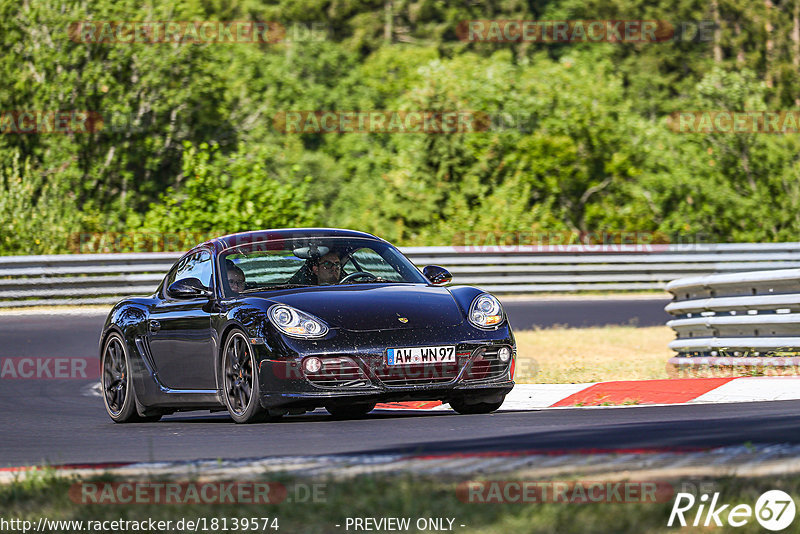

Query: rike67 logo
<box><xmin>668</xmin><ymin>490</ymin><xmax>796</xmax><ymax>531</ymax></box>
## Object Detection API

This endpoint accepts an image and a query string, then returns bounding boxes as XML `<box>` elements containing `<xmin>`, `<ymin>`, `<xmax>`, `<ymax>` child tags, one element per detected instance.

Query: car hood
<box><xmin>262</xmin><ymin>284</ymin><xmax>464</xmax><ymax>331</ymax></box>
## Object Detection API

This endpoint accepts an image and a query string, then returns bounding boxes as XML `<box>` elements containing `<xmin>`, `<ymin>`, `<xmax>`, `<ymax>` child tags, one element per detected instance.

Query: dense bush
<box><xmin>1</xmin><ymin>0</ymin><xmax>799</xmax><ymax>253</ymax></box>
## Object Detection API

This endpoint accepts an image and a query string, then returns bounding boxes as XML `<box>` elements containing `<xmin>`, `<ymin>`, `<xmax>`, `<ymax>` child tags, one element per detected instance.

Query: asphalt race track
<box><xmin>3</xmin><ymin>375</ymin><xmax>800</xmax><ymax>467</ymax></box>
<box><xmin>1</xmin><ymin>296</ymin><xmax>746</xmax><ymax>469</ymax></box>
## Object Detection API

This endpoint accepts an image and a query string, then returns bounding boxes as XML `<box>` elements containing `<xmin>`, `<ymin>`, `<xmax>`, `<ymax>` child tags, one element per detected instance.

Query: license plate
<box><xmin>386</xmin><ymin>346</ymin><xmax>456</xmax><ymax>365</ymax></box>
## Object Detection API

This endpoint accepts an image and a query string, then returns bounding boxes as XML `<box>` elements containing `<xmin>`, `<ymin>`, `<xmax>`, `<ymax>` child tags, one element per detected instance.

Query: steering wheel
<box><xmin>340</xmin><ymin>271</ymin><xmax>377</xmax><ymax>283</ymax></box>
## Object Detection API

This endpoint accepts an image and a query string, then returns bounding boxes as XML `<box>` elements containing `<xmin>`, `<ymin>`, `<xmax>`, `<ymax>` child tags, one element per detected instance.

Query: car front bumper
<box><xmin>254</xmin><ymin>324</ymin><xmax>516</xmax><ymax>410</ymax></box>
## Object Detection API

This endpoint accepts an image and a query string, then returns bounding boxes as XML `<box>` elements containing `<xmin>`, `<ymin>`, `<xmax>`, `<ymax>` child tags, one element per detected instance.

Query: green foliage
<box><xmin>328</xmin><ymin>51</ymin><xmax>659</xmax><ymax>244</ymax></box>
<box><xmin>0</xmin><ymin>150</ymin><xmax>83</xmax><ymax>254</ymax></box>
<box><xmin>2</xmin><ymin>0</ymin><xmax>800</xmax><ymax>253</ymax></box>
<box><xmin>140</xmin><ymin>142</ymin><xmax>318</xmax><ymax>236</ymax></box>
<box><xmin>628</xmin><ymin>69</ymin><xmax>800</xmax><ymax>241</ymax></box>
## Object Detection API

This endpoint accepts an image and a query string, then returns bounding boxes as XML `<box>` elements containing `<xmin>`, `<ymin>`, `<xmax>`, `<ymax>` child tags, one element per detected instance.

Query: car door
<box><xmin>147</xmin><ymin>248</ymin><xmax>216</xmax><ymax>390</ymax></box>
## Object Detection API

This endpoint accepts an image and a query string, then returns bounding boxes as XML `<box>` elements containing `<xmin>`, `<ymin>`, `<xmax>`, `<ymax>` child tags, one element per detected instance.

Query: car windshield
<box><xmin>218</xmin><ymin>236</ymin><xmax>428</xmax><ymax>296</ymax></box>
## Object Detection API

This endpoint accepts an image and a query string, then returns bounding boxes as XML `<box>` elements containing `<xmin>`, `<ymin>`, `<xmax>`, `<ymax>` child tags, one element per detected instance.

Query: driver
<box><xmin>225</xmin><ymin>260</ymin><xmax>246</xmax><ymax>294</ymax></box>
<box><xmin>311</xmin><ymin>251</ymin><xmax>342</xmax><ymax>285</ymax></box>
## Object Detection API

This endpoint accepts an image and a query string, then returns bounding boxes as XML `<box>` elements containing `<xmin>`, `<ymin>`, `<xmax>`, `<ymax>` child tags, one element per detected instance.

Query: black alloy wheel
<box><xmin>102</xmin><ymin>333</ymin><xmax>160</xmax><ymax>422</ymax></box>
<box><xmin>222</xmin><ymin>330</ymin><xmax>267</xmax><ymax>423</ymax></box>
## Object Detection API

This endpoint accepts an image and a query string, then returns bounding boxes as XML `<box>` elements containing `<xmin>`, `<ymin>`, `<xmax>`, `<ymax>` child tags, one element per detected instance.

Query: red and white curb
<box><xmin>84</xmin><ymin>377</ymin><xmax>800</xmax><ymax>412</ymax></box>
<box><xmin>375</xmin><ymin>377</ymin><xmax>800</xmax><ymax>411</ymax></box>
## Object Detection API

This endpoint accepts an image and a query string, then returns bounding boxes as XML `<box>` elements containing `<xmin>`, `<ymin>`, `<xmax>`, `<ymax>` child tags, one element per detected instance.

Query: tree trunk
<box><xmin>794</xmin><ymin>0</ymin><xmax>800</xmax><ymax>68</ymax></box>
<box><xmin>765</xmin><ymin>0</ymin><xmax>774</xmax><ymax>88</ymax></box>
<box><xmin>712</xmin><ymin>0</ymin><xmax>723</xmax><ymax>62</ymax></box>
<box><xmin>735</xmin><ymin>22</ymin><xmax>746</xmax><ymax>66</ymax></box>
<box><xmin>384</xmin><ymin>0</ymin><xmax>393</xmax><ymax>43</ymax></box>
<box><xmin>792</xmin><ymin>0</ymin><xmax>800</xmax><ymax>104</ymax></box>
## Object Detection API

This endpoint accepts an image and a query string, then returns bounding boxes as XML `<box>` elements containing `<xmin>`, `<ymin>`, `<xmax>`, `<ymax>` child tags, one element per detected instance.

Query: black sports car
<box><xmin>100</xmin><ymin>228</ymin><xmax>516</xmax><ymax>423</ymax></box>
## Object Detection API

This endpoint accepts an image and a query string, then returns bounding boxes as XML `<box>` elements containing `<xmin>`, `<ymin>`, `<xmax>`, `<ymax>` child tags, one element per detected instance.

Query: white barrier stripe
<box><xmin>666</xmin><ymin>267</ymin><xmax>800</xmax><ymax>291</ymax></box>
<box><xmin>668</xmin><ymin>314</ymin><xmax>800</xmax><ymax>328</ymax></box>
<box><xmin>666</xmin><ymin>294</ymin><xmax>800</xmax><ymax>314</ymax></box>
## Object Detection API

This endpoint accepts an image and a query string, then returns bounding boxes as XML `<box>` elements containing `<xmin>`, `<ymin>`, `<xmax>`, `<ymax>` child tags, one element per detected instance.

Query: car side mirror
<box><xmin>422</xmin><ymin>265</ymin><xmax>452</xmax><ymax>286</ymax></box>
<box><xmin>167</xmin><ymin>278</ymin><xmax>213</xmax><ymax>299</ymax></box>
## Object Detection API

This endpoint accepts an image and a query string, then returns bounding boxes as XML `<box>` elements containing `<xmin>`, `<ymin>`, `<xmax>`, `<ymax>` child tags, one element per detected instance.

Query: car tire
<box><xmin>102</xmin><ymin>332</ymin><xmax>147</xmax><ymax>423</ymax></box>
<box><xmin>449</xmin><ymin>398</ymin><xmax>504</xmax><ymax>415</ymax></box>
<box><xmin>222</xmin><ymin>330</ymin><xmax>267</xmax><ymax>424</ymax></box>
<box><xmin>325</xmin><ymin>402</ymin><xmax>377</xmax><ymax>419</ymax></box>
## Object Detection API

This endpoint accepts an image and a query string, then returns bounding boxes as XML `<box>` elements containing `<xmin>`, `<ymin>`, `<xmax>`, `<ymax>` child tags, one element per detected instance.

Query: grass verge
<box><xmin>1</xmin><ymin>470</ymin><xmax>797</xmax><ymax>533</ymax></box>
<box><xmin>514</xmin><ymin>326</ymin><xmax>675</xmax><ymax>384</ymax></box>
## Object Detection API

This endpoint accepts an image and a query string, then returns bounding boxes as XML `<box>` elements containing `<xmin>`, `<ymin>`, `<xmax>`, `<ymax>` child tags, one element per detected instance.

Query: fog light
<box><xmin>498</xmin><ymin>346</ymin><xmax>512</xmax><ymax>362</ymax></box>
<box><xmin>303</xmin><ymin>357</ymin><xmax>322</xmax><ymax>373</ymax></box>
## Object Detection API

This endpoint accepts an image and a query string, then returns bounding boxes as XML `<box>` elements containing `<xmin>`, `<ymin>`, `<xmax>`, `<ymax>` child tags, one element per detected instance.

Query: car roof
<box><xmin>193</xmin><ymin>228</ymin><xmax>387</xmax><ymax>255</ymax></box>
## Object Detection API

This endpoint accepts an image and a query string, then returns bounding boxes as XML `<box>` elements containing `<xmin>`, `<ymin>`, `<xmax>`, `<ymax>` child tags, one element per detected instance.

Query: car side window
<box><xmin>164</xmin><ymin>249</ymin><xmax>213</xmax><ymax>295</ymax></box>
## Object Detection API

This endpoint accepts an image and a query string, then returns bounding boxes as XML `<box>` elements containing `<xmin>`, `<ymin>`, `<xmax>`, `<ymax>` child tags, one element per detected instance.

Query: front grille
<box><xmin>304</xmin><ymin>356</ymin><xmax>370</xmax><ymax>388</ymax></box>
<box><xmin>463</xmin><ymin>346</ymin><xmax>510</xmax><ymax>381</ymax></box>
<box><xmin>374</xmin><ymin>361</ymin><xmax>463</xmax><ymax>387</ymax></box>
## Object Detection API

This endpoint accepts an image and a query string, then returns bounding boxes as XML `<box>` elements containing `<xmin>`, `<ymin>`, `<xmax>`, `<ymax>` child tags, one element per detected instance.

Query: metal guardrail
<box><xmin>2</xmin><ymin>242</ymin><xmax>800</xmax><ymax>307</ymax></box>
<box><xmin>665</xmin><ymin>267</ymin><xmax>800</xmax><ymax>356</ymax></box>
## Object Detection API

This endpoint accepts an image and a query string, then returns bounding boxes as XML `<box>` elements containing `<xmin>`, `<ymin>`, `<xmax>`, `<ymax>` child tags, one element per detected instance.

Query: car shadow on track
<box><xmin>162</xmin><ymin>409</ymin><xmax>456</xmax><ymax>424</ymax></box>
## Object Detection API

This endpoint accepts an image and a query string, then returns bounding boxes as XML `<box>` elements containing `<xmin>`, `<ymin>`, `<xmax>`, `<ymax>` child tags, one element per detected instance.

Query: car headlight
<box><xmin>468</xmin><ymin>293</ymin><xmax>504</xmax><ymax>328</ymax></box>
<box><xmin>268</xmin><ymin>304</ymin><xmax>329</xmax><ymax>338</ymax></box>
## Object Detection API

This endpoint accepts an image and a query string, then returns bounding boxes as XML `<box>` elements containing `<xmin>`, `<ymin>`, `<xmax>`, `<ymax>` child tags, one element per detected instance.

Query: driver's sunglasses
<box><xmin>319</xmin><ymin>261</ymin><xmax>341</xmax><ymax>269</ymax></box>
